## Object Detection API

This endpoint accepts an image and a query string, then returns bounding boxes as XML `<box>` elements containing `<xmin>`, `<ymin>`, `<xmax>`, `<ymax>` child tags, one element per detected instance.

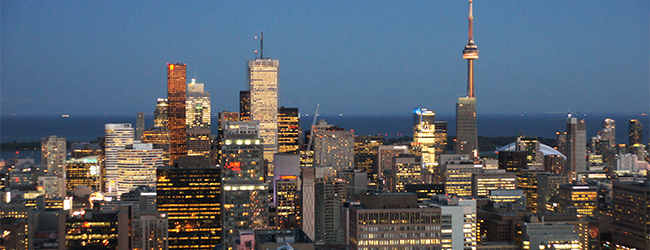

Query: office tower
<box><xmin>154</xmin><ymin>98</ymin><xmax>169</xmax><ymax>129</ymax></box>
<box><xmin>477</xmin><ymin>198</ymin><xmax>527</xmax><ymax>243</ymax></box>
<box><xmin>429</xmin><ymin>195</ymin><xmax>477</xmax><ymax>250</ymax></box>
<box><xmin>391</xmin><ymin>154</ymin><xmax>422</xmax><ymax>192</ymax></box>
<box><xmin>536</xmin><ymin>173</ymin><xmax>570</xmax><ymax>212</ymax></box>
<box><xmin>434</xmin><ymin>121</ymin><xmax>448</xmax><ymax>162</ymax></box>
<box><xmin>105</xmin><ymin>123</ymin><xmax>134</xmax><ymax>195</ymax></box>
<box><xmin>41</xmin><ymin>135</ymin><xmax>66</xmax><ymax>177</ymax></box>
<box><xmin>338</xmin><ymin>169</ymin><xmax>368</xmax><ymax>201</ymax></box>
<box><xmin>405</xmin><ymin>183</ymin><xmax>445</xmax><ymax>202</ymax></box>
<box><xmin>413</xmin><ymin>108</ymin><xmax>437</xmax><ymax>164</ymax></box>
<box><xmin>611</xmin><ymin>180</ymin><xmax>650</xmax><ymax>249</ymax></box>
<box><xmin>301</xmin><ymin>167</ymin><xmax>333</xmax><ymax>240</ymax></box>
<box><xmin>239</xmin><ymin>90</ymin><xmax>251</xmax><ymax>121</ymax></box>
<box><xmin>522</xmin><ymin>223</ymin><xmax>580</xmax><ymax>250</ymax></box>
<box><xmin>566</xmin><ymin>116</ymin><xmax>587</xmax><ymax>180</ymax></box>
<box><xmin>278</xmin><ymin>107</ymin><xmax>300</xmax><ymax>155</ymax></box>
<box><xmin>218</xmin><ymin>111</ymin><xmax>240</xmax><ymax>130</ymax></box>
<box><xmin>131</xmin><ymin>211</ymin><xmax>169</xmax><ymax>250</ymax></box>
<box><xmin>455</xmin><ymin>98</ymin><xmax>477</xmax><ymax>157</ymax></box>
<box><xmin>558</xmin><ymin>184</ymin><xmax>597</xmax><ymax>216</ymax></box>
<box><xmin>471</xmin><ymin>169</ymin><xmax>517</xmax><ymax>197</ymax></box>
<box><xmin>221</xmin><ymin>123</ymin><xmax>264</xmax><ymax>181</ymax></box>
<box><xmin>70</xmin><ymin>142</ymin><xmax>102</xmax><ymax>158</ymax></box>
<box><xmin>629</xmin><ymin>119</ymin><xmax>643</xmax><ymax>146</ymax></box>
<box><xmin>313</xmin><ymin>121</ymin><xmax>354</xmax><ymax>173</ymax></box>
<box><xmin>314</xmin><ymin>178</ymin><xmax>347</xmax><ymax>244</ymax></box>
<box><xmin>157</xmin><ymin>163</ymin><xmax>221</xmax><ymax>249</ymax></box>
<box><xmin>455</xmin><ymin>0</ymin><xmax>479</xmax><ymax>157</ymax></box>
<box><xmin>442</xmin><ymin>155</ymin><xmax>482</xmax><ymax>197</ymax></box>
<box><xmin>186</xmin><ymin>128</ymin><xmax>211</xmax><ymax>157</ymax></box>
<box><xmin>348</xmin><ymin>194</ymin><xmax>442</xmax><ymax>250</ymax></box>
<box><xmin>38</xmin><ymin>175</ymin><xmax>65</xmax><ymax>198</ymax></box>
<box><xmin>66</xmin><ymin>156</ymin><xmax>101</xmax><ymax>192</ymax></box>
<box><xmin>248</xmin><ymin>58</ymin><xmax>279</xmax><ymax>175</ymax></box>
<box><xmin>517</xmin><ymin>169</ymin><xmax>544</xmax><ymax>212</ymax></box>
<box><xmin>167</xmin><ymin>63</ymin><xmax>187</xmax><ymax>166</ymax></box>
<box><xmin>65</xmin><ymin>207</ymin><xmax>130</xmax><ymax>249</ymax></box>
<box><xmin>556</xmin><ymin>131</ymin><xmax>568</xmax><ymax>155</ymax></box>
<box><xmin>221</xmin><ymin>180</ymin><xmax>269</xmax><ymax>248</ymax></box>
<box><xmin>136</xmin><ymin>111</ymin><xmax>145</xmax><ymax>141</ymax></box>
<box><xmin>600</xmin><ymin>118</ymin><xmax>616</xmax><ymax>148</ymax></box>
<box><xmin>543</xmin><ymin>154</ymin><xmax>566</xmax><ymax>175</ymax></box>
<box><xmin>517</xmin><ymin>137</ymin><xmax>544</xmax><ymax>170</ymax></box>
<box><xmin>489</xmin><ymin>189</ymin><xmax>527</xmax><ymax>207</ymax></box>
<box><xmin>186</xmin><ymin>78</ymin><xmax>211</xmax><ymax>130</ymax></box>
<box><xmin>354</xmin><ymin>135</ymin><xmax>382</xmax><ymax>174</ymax></box>
<box><xmin>115</xmin><ymin>143</ymin><xmax>162</xmax><ymax>196</ymax></box>
<box><xmin>273</xmin><ymin>154</ymin><xmax>301</xmax><ymax>229</ymax></box>
<box><xmin>142</xmin><ymin>127</ymin><xmax>171</xmax><ymax>166</ymax></box>
<box><xmin>377</xmin><ymin>145</ymin><xmax>409</xmax><ymax>180</ymax></box>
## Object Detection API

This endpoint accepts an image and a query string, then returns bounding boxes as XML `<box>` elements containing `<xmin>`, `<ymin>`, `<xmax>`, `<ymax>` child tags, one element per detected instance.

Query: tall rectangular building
<box><xmin>115</xmin><ymin>143</ymin><xmax>162</xmax><ymax>196</ymax></box>
<box><xmin>154</xmin><ymin>98</ymin><xmax>169</xmax><ymax>129</ymax></box>
<box><xmin>629</xmin><ymin>119</ymin><xmax>643</xmax><ymax>146</ymax></box>
<box><xmin>413</xmin><ymin>108</ymin><xmax>437</xmax><ymax>174</ymax></box>
<box><xmin>239</xmin><ymin>90</ymin><xmax>250</xmax><ymax>122</ymax></box>
<box><xmin>105</xmin><ymin>123</ymin><xmax>134</xmax><ymax>195</ymax></box>
<box><xmin>278</xmin><ymin>107</ymin><xmax>300</xmax><ymax>155</ymax></box>
<box><xmin>248</xmin><ymin>59</ymin><xmax>279</xmax><ymax>175</ymax></box>
<box><xmin>434</xmin><ymin>121</ymin><xmax>448</xmax><ymax>163</ymax></box>
<box><xmin>611</xmin><ymin>180</ymin><xmax>650</xmax><ymax>249</ymax></box>
<box><xmin>41</xmin><ymin>135</ymin><xmax>66</xmax><ymax>177</ymax></box>
<box><xmin>157</xmin><ymin>164</ymin><xmax>221</xmax><ymax>249</ymax></box>
<box><xmin>186</xmin><ymin>78</ymin><xmax>211</xmax><ymax>130</ymax></box>
<box><xmin>455</xmin><ymin>97</ymin><xmax>477</xmax><ymax>157</ymax></box>
<box><xmin>136</xmin><ymin>111</ymin><xmax>145</xmax><ymax>141</ymax></box>
<box><xmin>167</xmin><ymin>63</ymin><xmax>187</xmax><ymax>166</ymax></box>
<box><xmin>566</xmin><ymin>116</ymin><xmax>586</xmax><ymax>180</ymax></box>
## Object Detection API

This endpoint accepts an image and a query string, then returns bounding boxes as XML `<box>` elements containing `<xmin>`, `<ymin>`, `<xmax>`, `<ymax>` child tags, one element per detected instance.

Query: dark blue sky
<box><xmin>2</xmin><ymin>1</ymin><xmax>648</xmax><ymax>116</ymax></box>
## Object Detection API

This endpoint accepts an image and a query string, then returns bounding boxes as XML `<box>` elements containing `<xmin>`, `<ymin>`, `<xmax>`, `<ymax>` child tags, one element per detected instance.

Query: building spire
<box><xmin>462</xmin><ymin>0</ymin><xmax>479</xmax><ymax>98</ymax></box>
<box><xmin>469</xmin><ymin>0</ymin><xmax>474</xmax><ymax>42</ymax></box>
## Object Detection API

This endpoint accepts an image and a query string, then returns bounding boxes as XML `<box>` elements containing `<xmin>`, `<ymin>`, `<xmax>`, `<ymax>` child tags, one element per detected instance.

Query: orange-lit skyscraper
<box><xmin>167</xmin><ymin>63</ymin><xmax>187</xmax><ymax>166</ymax></box>
<box><xmin>455</xmin><ymin>0</ymin><xmax>479</xmax><ymax>157</ymax></box>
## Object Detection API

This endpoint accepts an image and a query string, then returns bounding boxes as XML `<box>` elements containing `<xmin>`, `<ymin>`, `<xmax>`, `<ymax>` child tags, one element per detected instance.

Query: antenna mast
<box><xmin>260</xmin><ymin>32</ymin><xmax>264</xmax><ymax>59</ymax></box>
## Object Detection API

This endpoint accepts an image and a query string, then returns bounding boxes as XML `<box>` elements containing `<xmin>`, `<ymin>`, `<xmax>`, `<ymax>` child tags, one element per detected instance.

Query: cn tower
<box><xmin>455</xmin><ymin>0</ymin><xmax>478</xmax><ymax>157</ymax></box>
<box><xmin>463</xmin><ymin>0</ymin><xmax>479</xmax><ymax>97</ymax></box>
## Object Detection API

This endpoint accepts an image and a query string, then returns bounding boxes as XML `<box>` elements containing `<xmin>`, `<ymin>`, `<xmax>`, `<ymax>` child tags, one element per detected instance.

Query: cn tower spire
<box><xmin>463</xmin><ymin>0</ymin><xmax>479</xmax><ymax>98</ymax></box>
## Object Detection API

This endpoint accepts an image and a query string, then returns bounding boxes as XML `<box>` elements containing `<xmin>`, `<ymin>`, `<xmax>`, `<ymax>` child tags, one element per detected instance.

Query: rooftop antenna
<box><xmin>260</xmin><ymin>32</ymin><xmax>264</xmax><ymax>59</ymax></box>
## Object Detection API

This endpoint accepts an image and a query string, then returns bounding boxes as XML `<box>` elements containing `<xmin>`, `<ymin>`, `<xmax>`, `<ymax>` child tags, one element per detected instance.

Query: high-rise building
<box><xmin>248</xmin><ymin>58</ymin><xmax>279</xmax><ymax>175</ymax></box>
<box><xmin>218</xmin><ymin>111</ymin><xmax>240</xmax><ymax>130</ymax></box>
<box><xmin>442</xmin><ymin>156</ymin><xmax>483</xmax><ymax>197</ymax></box>
<box><xmin>427</xmin><ymin>195</ymin><xmax>477</xmax><ymax>250</ymax></box>
<box><xmin>273</xmin><ymin>154</ymin><xmax>301</xmax><ymax>229</ymax></box>
<box><xmin>348</xmin><ymin>194</ymin><xmax>442</xmax><ymax>250</ymax></box>
<box><xmin>522</xmin><ymin>223</ymin><xmax>580</xmax><ymax>250</ymax></box>
<box><xmin>239</xmin><ymin>90</ymin><xmax>250</xmax><ymax>122</ymax></box>
<box><xmin>221</xmin><ymin>122</ymin><xmax>264</xmax><ymax>181</ymax></box>
<box><xmin>434</xmin><ymin>121</ymin><xmax>448</xmax><ymax>163</ymax></box>
<box><xmin>66</xmin><ymin>156</ymin><xmax>101</xmax><ymax>192</ymax></box>
<box><xmin>157</xmin><ymin>163</ymin><xmax>221</xmax><ymax>249</ymax></box>
<box><xmin>41</xmin><ymin>135</ymin><xmax>66</xmax><ymax>177</ymax></box>
<box><xmin>566</xmin><ymin>116</ymin><xmax>587</xmax><ymax>180</ymax></box>
<box><xmin>314</xmin><ymin>178</ymin><xmax>347</xmax><ymax>244</ymax></box>
<box><xmin>167</xmin><ymin>63</ymin><xmax>187</xmax><ymax>166</ymax></box>
<box><xmin>115</xmin><ymin>143</ymin><xmax>162</xmax><ymax>196</ymax></box>
<box><xmin>600</xmin><ymin>118</ymin><xmax>616</xmax><ymax>148</ymax></box>
<box><xmin>105</xmin><ymin>123</ymin><xmax>134</xmax><ymax>195</ymax></box>
<box><xmin>455</xmin><ymin>0</ymin><xmax>479</xmax><ymax>157</ymax></box>
<box><xmin>558</xmin><ymin>184</ymin><xmax>597</xmax><ymax>216</ymax></box>
<box><xmin>391</xmin><ymin>154</ymin><xmax>422</xmax><ymax>193</ymax></box>
<box><xmin>353</xmin><ymin>135</ymin><xmax>383</xmax><ymax>174</ymax></box>
<box><xmin>136</xmin><ymin>111</ymin><xmax>145</xmax><ymax>141</ymax></box>
<box><xmin>186</xmin><ymin>78</ymin><xmax>211</xmax><ymax>130</ymax></box>
<box><xmin>611</xmin><ymin>180</ymin><xmax>650</xmax><ymax>249</ymax></box>
<box><xmin>517</xmin><ymin>169</ymin><xmax>544</xmax><ymax>212</ymax></box>
<box><xmin>142</xmin><ymin>127</ymin><xmax>171</xmax><ymax>166</ymax></box>
<box><xmin>131</xmin><ymin>211</ymin><xmax>169</xmax><ymax>250</ymax></box>
<box><xmin>313</xmin><ymin>121</ymin><xmax>354</xmax><ymax>173</ymax></box>
<box><xmin>536</xmin><ymin>173</ymin><xmax>570</xmax><ymax>212</ymax></box>
<box><xmin>278</xmin><ymin>107</ymin><xmax>300</xmax><ymax>155</ymax></box>
<box><xmin>154</xmin><ymin>98</ymin><xmax>169</xmax><ymax>129</ymax></box>
<box><xmin>377</xmin><ymin>145</ymin><xmax>409</xmax><ymax>181</ymax></box>
<box><xmin>629</xmin><ymin>119</ymin><xmax>643</xmax><ymax>146</ymax></box>
<box><xmin>471</xmin><ymin>169</ymin><xmax>517</xmax><ymax>197</ymax></box>
<box><xmin>186</xmin><ymin>128</ymin><xmax>211</xmax><ymax>157</ymax></box>
<box><xmin>413</xmin><ymin>108</ymin><xmax>437</xmax><ymax>174</ymax></box>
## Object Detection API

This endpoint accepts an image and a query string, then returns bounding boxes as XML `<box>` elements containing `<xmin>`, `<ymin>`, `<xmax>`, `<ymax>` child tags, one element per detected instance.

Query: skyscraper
<box><xmin>600</xmin><ymin>118</ymin><xmax>615</xmax><ymax>148</ymax></box>
<box><xmin>154</xmin><ymin>98</ymin><xmax>169</xmax><ymax>129</ymax></box>
<box><xmin>167</xmin><ymin>63</ymin><xmax>187</xmax><ymax>166</ymax></box>
<box><xmin>105</xmin><ymin>123</ymin><xmax>134</xmax><ymax>195</ymax></box>
<box><xmin>277</xmin><ymin>107</ymin><xmax>300</xmax><ymax>154</ymax></box>
<box><xmin>566</xmin><ymin>116</ymin><xmax>586</xmax><ymax>180</ymax></box>
<box><xmin>41</xmin><ymin>135</ymin><xmax>66</xmax><ymax>177</ymax></box>
<box><xmin>629</xmin><ymin>119</ymin><xmax>643</xmax><ymax>146</ymax></box>
<box><xmin>248</xmin><ymin>58</ymin><xmax>279</xmax><ymax>176</ymax></box>
<box><xmin>455</xmin><ymin>0</ymin><xmax>479</xmax><ymax>157</ymax></box>
<box><xmin>115</xmin><ymin>142</ymin><xmax>162</xmax><ymax>196</ymax></box>
<box><xmin>186</xmin><ymin>78</ymin><xmax>211</xmax><ymax>130</ymax></box>
<box><xmin>413</xmin><ymin>108</ymin><xmax>436</xmax><ymax>173</ymax></box>
<box><xmin>239</xmin><ymin>90</ymin><xmax>250</xmax><ymax>122</ymax></box>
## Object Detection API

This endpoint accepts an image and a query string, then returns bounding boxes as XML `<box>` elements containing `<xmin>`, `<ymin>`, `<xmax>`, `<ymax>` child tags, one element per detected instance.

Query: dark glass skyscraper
<box><xmin>629</xmin><ymin>119</ymin><xmax>643</xmax><ymax>146</ymax></box>
<box><xmin>167</xmin><ymin>63</ymin><xmax>187</xmax><ymax>166</ymax></box>
<box><xmin>278</xmin><ymin>107</ymin><xmax>300</xmax><ymax>154</ymax></box>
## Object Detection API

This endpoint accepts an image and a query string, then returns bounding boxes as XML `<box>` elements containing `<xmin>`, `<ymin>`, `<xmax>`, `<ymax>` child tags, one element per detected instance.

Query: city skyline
<box><xmin>2</xmin><ymin>1</ymin><xmax>648</xmax><ymax>116</ymax></box>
